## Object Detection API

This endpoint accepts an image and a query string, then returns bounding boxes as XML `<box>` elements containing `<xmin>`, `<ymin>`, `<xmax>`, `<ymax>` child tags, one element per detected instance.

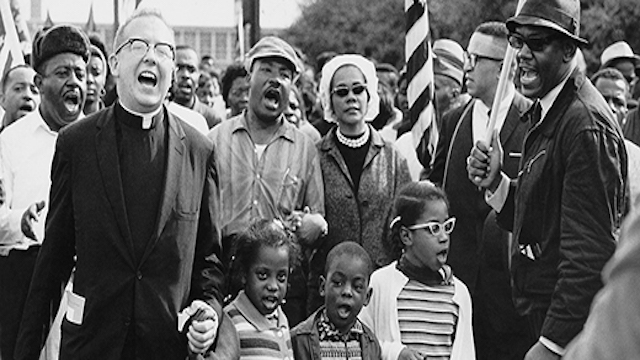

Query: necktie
<box><xmin>529</xmin><ymin>99</ymin><xmax>542</xmax><ymax>125</ymax></box>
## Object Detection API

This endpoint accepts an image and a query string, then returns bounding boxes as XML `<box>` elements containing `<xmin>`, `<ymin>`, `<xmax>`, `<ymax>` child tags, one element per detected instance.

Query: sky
<box><xmin>16</xmin><ymin>0</ymin><xmax>306</xmax><ymax>29</ymax></box>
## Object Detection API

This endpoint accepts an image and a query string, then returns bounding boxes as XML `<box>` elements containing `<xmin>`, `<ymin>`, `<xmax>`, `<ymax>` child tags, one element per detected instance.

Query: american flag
<box><xmin>404</xmin><ymin>0</ymin><xmax>437</xmax><ymax>173</ymax></box>
<box><xmin>0</xmin><ymin>0</ymin><xmax>25</xmax><ymax>80</ymax></box>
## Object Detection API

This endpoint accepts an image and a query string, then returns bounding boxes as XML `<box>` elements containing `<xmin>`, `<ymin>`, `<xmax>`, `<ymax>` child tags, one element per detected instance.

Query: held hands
<box><xmin>467</xmin><ymin>129</ymin><xmax>503</xmax><ymax>192</ymax></box>
<box><xmin>286</xmin><ymin>207</ymin><xmax>328</xmax><ymax>248</ymax></box>
<box><xmin>21</xmin><ymin>200</ymin><xmax>45</xmax><ymax>240</ymax></box>
<box><xmin>184</xmin><ymin>300</ymin><xmax>219</xmax><ymax>355</ymax></box>
<box><xmin>399</xmin><ymin>347</ymin><xmax>427</xmax><ymax>360</ymax></box>
<box><xmin>524</xmin><ymin>341</ymin><xmax>561</xmax><ymax>360</ymax></box>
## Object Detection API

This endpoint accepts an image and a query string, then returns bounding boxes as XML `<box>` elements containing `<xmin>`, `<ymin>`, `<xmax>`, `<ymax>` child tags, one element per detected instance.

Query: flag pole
<box><xmin>482</xmin><ymin>0</ymin><xmax>526</xmax><ymax>146</ymax></box>
<box><xmin>405</xmin><ymin>0</ymin><xmax>437</xmax><ymax>171</ymax></box>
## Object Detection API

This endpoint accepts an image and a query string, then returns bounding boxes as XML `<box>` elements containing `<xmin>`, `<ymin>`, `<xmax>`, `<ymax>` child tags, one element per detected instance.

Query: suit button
<box><xmin>136</xmin><ymin>271</ymin><xmax>142</xmax><ymax>280</ymax></box>
<box><xmin>361</xmin><ymin>200</ymin><xmax>369</xmax><ymax>207</ymax></box>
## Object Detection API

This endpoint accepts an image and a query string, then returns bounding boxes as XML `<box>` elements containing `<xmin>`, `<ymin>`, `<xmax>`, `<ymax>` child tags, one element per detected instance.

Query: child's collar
<box><xmin>317</xmin><ymin>308</ymin><xmax>363</xmax><ymax>342</ymax></box>
<box><xmin>397</xmin><ymin>255</ymin><xmax>453</xmax><ymax>286</ymax></box>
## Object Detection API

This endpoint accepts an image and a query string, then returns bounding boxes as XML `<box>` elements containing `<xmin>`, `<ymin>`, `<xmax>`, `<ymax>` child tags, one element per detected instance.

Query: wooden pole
<box><xmin>482</xmin><ymin>0</ymin><xmax>526</xmax><ymax>146</ymax></box>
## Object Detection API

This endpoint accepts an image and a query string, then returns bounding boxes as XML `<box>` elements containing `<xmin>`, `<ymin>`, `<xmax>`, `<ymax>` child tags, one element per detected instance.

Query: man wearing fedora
<box><xmin>467</xmin><ymin>0</ymin><xmax>627</xmax><ymax>359</ymax></box>
<box><xmin>600</xmin><ymin>41</ymin><xmax>640</xmax><ymax>104</ymax></box>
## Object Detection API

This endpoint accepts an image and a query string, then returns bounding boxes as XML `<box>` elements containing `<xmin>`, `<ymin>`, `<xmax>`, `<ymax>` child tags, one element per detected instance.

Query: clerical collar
<box><xmin>118</xmin><ymin>101</ymin><xmax>163</xmax><ymax>129</ymax></box>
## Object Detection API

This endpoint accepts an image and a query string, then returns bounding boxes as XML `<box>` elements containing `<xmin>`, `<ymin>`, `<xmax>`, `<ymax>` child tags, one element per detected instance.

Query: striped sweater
<box><xmin>397</xmin><ymin>280</ymin><xmax>458</xmax><ymax>359</ymax></box>
<box><xmin>224</xmin><ymin>291</ymin><xmax>294</xmax><ymax>360</ymax></box>
<box><xmin>359</xmin><ymin>262</ymin><xmax>475</xmax><ymax>360</ymax></box>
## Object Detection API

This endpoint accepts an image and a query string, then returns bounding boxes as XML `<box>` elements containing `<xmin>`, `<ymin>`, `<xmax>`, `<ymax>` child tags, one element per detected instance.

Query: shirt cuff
<box><xmin>540</xmin><ymin>336</ymin><xmax>565</xmax><ymax>356</ymax></box>
<box><xmin>484</xmin><ymin>172</ymin><xmax>509</xmax><ymax>212</ymax></box>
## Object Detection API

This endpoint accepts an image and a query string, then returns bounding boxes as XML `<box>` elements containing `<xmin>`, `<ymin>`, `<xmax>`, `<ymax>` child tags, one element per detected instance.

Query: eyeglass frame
<box><xmin>406</xmin><ymin>217</ymin><xmax>456</xmax><ymax>236</ymax></box>
<box><xmin>464</xmin><ymin>52</ymin><xmax>503</xmax><ymax>70</ymax></box>
<box><xmin>507</xmin><ymin>33</ymin><xmax>559</xmax><ymax>52</ymax></box>
<box><xmin>331</xmin><ymin>83</ymin><xmax>368</xmax><ymax>98</ymax></box>
<box><xmin>114</xmin><ymin>37</ymin><xmax>176</xmax><ymax>61</ymax></box>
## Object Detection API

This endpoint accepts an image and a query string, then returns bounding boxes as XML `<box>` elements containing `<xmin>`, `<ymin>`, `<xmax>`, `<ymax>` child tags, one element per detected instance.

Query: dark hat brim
<box><xmin>603</xmin><ymin>55</ymin><xmax>640</xmax><ymax>69</ymax></box>
<box><xmin>507</xmin><ymin>15</ymin><xmax>588</xmax><ymax>46</ymax></box>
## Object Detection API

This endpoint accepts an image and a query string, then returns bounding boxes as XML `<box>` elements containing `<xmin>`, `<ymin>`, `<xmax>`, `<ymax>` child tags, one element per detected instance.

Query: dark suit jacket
<box><xmin>498</xmin><ymin>69</ymin><xmax>627</xmax><ymax>346</ymax></box>
<box><xmin>430</xmin><ymin>92</ymin><xmax>531</xmax><ymax>294</ymax></box>
<box><xmin>15</xmin><ymin>105</ymin><xmax>225</xmax><ymax>359</ymax></box>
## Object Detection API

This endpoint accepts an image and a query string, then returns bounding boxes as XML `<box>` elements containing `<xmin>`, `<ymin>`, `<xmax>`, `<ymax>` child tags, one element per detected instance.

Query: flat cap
<box><xmin>246</xmin><ymin>36</ymin><xmax>302</xmax><ymax>75</ymax></box>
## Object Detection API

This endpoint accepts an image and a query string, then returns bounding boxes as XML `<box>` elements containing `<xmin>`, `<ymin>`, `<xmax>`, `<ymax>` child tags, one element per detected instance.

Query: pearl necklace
<box><xmin>336</xmin><ymin>127</ymin><xmax>370</xmax><ymax>148</ymax></box>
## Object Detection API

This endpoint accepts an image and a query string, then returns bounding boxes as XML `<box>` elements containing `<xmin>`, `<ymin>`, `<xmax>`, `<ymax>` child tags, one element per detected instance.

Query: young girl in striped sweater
<box><xmin>224</xmin><ymin>219</ymin><xmax>300</xmax><ymax>360</ymax></box>
<box><xmin>359</xmin><ymin>181</ymin><xmax>475</xmax><ymax>360</ymax></box>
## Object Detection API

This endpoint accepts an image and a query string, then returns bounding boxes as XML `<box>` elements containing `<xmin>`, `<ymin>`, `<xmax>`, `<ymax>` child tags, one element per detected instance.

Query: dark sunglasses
<box><xmin>508</xmin><ymin>33</ymin><xmax>558</xmax><ymax>52</ymax></box>
<box><xmin>331</xmin><ymin>84</ymin><xmax>368</xmax><ymax>97</ymax></box>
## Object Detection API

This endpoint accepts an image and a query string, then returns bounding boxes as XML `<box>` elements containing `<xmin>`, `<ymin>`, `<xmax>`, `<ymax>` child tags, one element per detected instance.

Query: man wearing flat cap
<box><xmin>208</xmin><ymin>36</ymin><xmax>326</xmax><ymax>325</ymax></box>
<box><xmin>15</xmin><ymin>8</ymin><xmax>228</xmax><ymax>359</ymax></box>
<box><xmin>467</xmin><ymin>0</ymin><xmax>627</xmax><ymax>359</ymax></box>
<box><xmin>430</xmin><ymin>21</ymin><xmax>531</xmax><ymax>360</ymax></box>
<box><xmin>0</xmin><ymin>24</ymin><xmax>89</xmax><ymax>360</ymax></box>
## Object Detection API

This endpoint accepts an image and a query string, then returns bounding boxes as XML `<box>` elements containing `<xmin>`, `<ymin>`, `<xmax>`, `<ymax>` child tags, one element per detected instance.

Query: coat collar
<box><xmin>530</xmin><ymin>68</ymin><xmax>584</xmax><ymax>138</ymax></box>
<box><xmin>319</xmin><ymin>125</ymin><xmax>385</xmax><ymax>187</ymax></box>
<box><xmin>232</xmin><ymin>291</ymin><xmax>288</xmax><ymax>331</ymax></box>
<box><xmin>319</xmin><ymin>124</ymin><xmax>385</xmax><ymax>152</ymax></box>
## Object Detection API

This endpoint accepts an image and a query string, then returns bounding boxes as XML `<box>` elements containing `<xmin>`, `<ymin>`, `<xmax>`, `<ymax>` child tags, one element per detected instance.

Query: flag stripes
<box><xmin>404</xmin><ymin>0</ymin><xmax>438</xmax><ymax>162</ymax></box>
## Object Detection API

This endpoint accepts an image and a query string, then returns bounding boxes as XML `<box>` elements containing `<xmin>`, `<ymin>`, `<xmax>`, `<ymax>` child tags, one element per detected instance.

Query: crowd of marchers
<box><xmin>0</xmin><ymin>0</ymin><xmax>639</xmax><ymax>359</ymax></box>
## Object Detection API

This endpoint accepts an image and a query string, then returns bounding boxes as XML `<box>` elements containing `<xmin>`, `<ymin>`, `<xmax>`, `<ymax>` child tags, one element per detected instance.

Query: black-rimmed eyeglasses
<box><xmin>464</xmin><ymin>52</ymin><xmax>503</xmax><ymax>70</ymax></box>
<box><xmin>114</xmin><ymin>38</ymin><xmax>175</xmax><ymax>61</ymax></box>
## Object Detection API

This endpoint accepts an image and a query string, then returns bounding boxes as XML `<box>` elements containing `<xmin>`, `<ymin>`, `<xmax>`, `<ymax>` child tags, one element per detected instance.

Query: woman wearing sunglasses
<box><xmin>307</xmin><ymin>54</ymin><xmax>411</xmax><ymax>312</ymax></box>
<box><xmin>360</xmin><ymin>181</ymin><xmax>474</xmax><ymax>360</ymax></box>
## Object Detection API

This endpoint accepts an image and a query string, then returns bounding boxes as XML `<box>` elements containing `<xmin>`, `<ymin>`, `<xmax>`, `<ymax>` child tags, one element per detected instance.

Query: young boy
<box><xmin>291</xmin><ymin>242</ymin><xmax>382</xmax><ymax>359</ymax></box>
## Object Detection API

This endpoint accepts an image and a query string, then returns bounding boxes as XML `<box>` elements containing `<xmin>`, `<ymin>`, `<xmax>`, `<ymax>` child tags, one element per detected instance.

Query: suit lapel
<box><xmin>95</xmin><ymin>107</ymin><xmax>136</xmax><ymax>264</ymax></box>
<box><xmin>140</xmin><ymin>110</ymin><xmax>185</xmax><ymax>264</ymax></box>
<box><xmin>500</xmin><ymin>105</ymin><xmax>519</xmax><ymax>144</ymax></box>
<box><xmin>500</xmin><ymin>93</ymin><xmax>529</xmax><ymax>145</ymax></box>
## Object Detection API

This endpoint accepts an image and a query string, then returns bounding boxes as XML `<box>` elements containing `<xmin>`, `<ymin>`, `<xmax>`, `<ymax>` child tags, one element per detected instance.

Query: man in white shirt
<box><xmin>467</xmin><ymin>0</ymin><xmax>627</xmax><ymax>359</ymax></box>
<box><xmin>0</xmin><ymin>24</ymin><xmax>89</xmax><ymax>360</ymax></box>
<box><xmin>0</xmin><ymin>64</ymin><xmax>40</xmax><ymax>131</ymax></box>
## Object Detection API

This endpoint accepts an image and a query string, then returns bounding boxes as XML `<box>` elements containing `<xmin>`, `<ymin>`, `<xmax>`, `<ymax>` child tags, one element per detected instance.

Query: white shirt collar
<box><xmin>538</xmin><ymin>63</ymin><xmax>577</xmax><ymax>122</ymax></box>
<box><xmin>472</xmin><ymin>83</ymin><xmax>516</xmax><ymax>144</ymax></box>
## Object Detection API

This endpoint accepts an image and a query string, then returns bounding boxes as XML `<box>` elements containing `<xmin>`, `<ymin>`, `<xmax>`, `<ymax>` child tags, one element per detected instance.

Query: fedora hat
<box><xmin>432</xmin><ymin>39</ymin><xmax>465</xmax><ymax>85</ymax></box>
<box><xmin>506</xmin><ymin>0</ymin><xmax>588</xmax><ymax>45</ymax></box>
<box><xmin>600</xmin><ymin>41</ymin><xmax>640</xmax><ymax>69</ymax></box>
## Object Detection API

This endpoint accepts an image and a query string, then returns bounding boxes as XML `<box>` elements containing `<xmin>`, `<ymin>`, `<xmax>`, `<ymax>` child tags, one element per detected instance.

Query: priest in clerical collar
<box><xmin>15</xmin><ymin>8</ymin><xmax>229</xmax><ymax>360</ymax></box>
